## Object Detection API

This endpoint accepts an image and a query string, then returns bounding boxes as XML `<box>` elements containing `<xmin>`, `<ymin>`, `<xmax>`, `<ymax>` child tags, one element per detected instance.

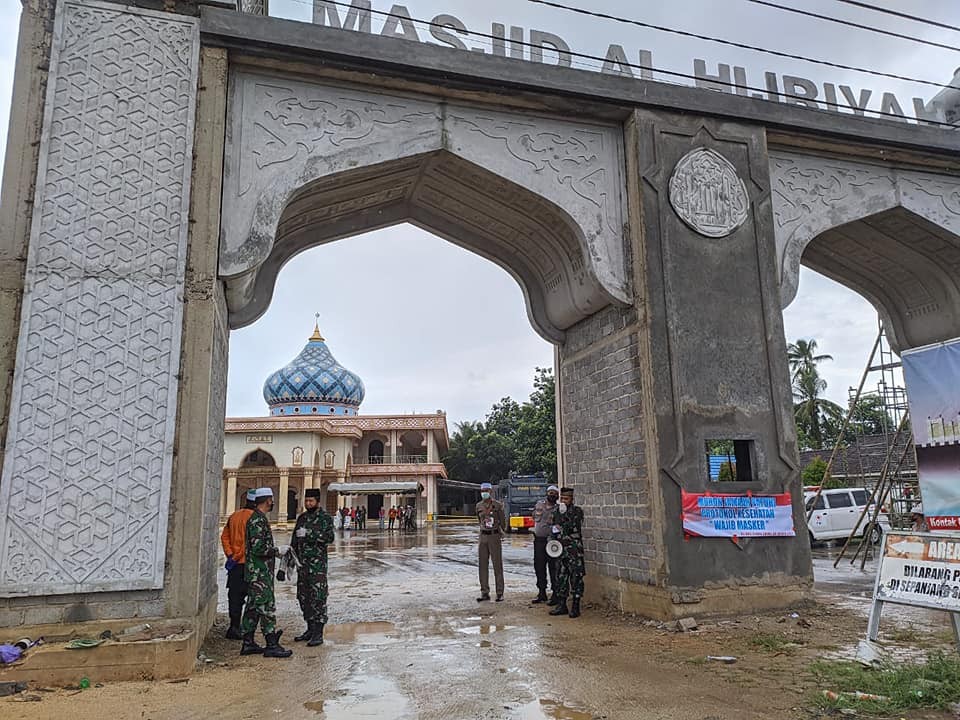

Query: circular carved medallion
<box><xmin>668</xmin><ymin>147</ymin><xmax>750</xmax><ymax>238</ymax></box>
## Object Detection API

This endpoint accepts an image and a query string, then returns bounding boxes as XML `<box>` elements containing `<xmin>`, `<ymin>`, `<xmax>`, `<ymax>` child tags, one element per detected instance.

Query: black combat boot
<box><xmin>225</xmin><ymin>614</ymin><xmax>243</xmax><ymax>640</ymax></box>
<box><xmin>262</xmin><ymin>632</ymin><xmax>293</xmax><ymax>658</ymax></box>
<box><xmin>532</xmin><ymin>590</ymin><xmax>548</xmax><ymax>604</ymax></box>
<box><xmin>294</xmin><ymin>623</ymin><xmax>313</xmax><ymax>642</ymax></box>
<box><xmin>549</xmin><ymin>599</ymin><xmax>569</xmax><ymax>616</ymax></box>
<box><xmin>546</xmin><ymin>592</ymin><xmax>559</xmax><ymax>606</ymax></box>
<box><xmin>569</xmin><ymin>597</ymin><xmax>581</xmax><ymax>618</ymax></box>
<box><xmin>307</xmin><ymin>623</ymin><xmax>325</xmax><ymax>647</ymax></box>
<box><xmin>240</xmin><ymin>632</ymin><xmax>263</xmax><ymax>655</ymax></box>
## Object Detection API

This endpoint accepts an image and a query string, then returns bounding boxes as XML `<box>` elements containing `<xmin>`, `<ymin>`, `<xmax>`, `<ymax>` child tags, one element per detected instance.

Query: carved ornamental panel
<box><xmin>668</xmin><ymin>148</ymin><xmax>750</xmax><ymax>238</ymax></box>
<box><xmin>0</xmin><ymin>0</ymin><xmax>199</xmax><ymax>596</ymax></box>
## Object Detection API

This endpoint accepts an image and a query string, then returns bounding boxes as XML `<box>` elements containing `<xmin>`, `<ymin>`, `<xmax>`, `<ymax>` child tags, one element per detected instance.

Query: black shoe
<box><xmin>476</xmin><ymin>594</ymin><xmax>490</xmax><ymax>602</ymax></box>
<box><xmin>294</xmin><ymin>624</ymin><xmax>313</xmax><ymax>642</ymax></box>
<box><xmin>225</xmin><ymin>625</ymin><xmax>243</xmax><ymax>640</ymax></box>
<box><xmin>240</xmin><ymin>632</ymin><xmax>264</xmax><ymax>655</ymax></box>
<box><xmin>546</xmin><ymin>593</ymin><xmax>559</xmax><ymax>606</ymax></box>
<box><xmin>532</xmin><ymin>592</ymin><xmax>548</xmax><ymax>604</ymax></box>
<box><xmin>569</xmin><ymin>597</ymin><xmax>581</xmax><ymax>619</ymax></box>
<box><xmin>495</xmin><ymin>594</ymin><xmax>504</xmax><ymax>602</ymax></box>
<box><xmin>549</xmin><ymin>601</ymin><xmax>569</xmax><ymax>616</ymax></box>
<box><xmin>307</xmin><ymin>623</ymin><xmax>325</xmax><ymax>647</ymax></box>
<box><xmin>262</xmin><ymin>631</ymin><xmax>293</xmax><ymax>658</ymax></box>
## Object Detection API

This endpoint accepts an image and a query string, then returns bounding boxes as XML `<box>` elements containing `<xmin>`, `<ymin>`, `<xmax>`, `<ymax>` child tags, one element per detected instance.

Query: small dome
<box><xmin>263</xmin><ymin>323</ymin><xmax>365</xmax><ymax>417</ymax></box>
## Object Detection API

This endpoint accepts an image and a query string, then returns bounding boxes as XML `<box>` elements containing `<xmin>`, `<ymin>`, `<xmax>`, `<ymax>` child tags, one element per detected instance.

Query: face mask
<box><xmin>547</xmin><ymin>494</ymin><xmax>559</xmax><ymax>503</ymax></box>
<box><xmin>481</xmin><ymin>492</ymin><xmax>490</xmax><ymax>500</ymax></box>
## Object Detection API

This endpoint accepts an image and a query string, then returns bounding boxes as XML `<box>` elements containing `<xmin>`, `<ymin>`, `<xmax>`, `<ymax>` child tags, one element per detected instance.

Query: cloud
<box><xmin>1</xmin><ymin>0</ymin><xmax>956</xmax><ymax>428</ymax></box>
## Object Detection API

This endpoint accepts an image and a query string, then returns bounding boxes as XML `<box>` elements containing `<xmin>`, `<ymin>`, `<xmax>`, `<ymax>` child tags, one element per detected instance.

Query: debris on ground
<box><xmin>0</xmin><ymin>681</ymin><xmax>27</xmax><ymax>697</ymax></box>
<box><xmin>676</xmin><ymin>617</ymin><xmax>698</xmax><ymax>632</ymax></box>
<box><xmin>65</xmin><ymin>638</ymin><xmax>104</xmax><ymax>650</ymax></box>
<box><xmin>706</xmin><ymin>656</ymin><xmax>737</xmax><ymax>664</ymax></box>
<box><xmin>822</xmin><ymin>690</ymin><xmax>890</xmax><ymax>702</ymax></box>
<box><xmin>854</xmin><ymin>639</ymin><xmax>884</xmax><ymax>667</ymax></box>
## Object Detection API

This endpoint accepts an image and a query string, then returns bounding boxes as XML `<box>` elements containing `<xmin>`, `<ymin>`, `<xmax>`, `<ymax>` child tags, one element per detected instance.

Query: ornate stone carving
<box><xmin>668</xmin><ymin>148</ymin><xmax>749</xmax><ymax>238</ymax></box>
<box><xmin>0</xmin><ymin>1</ymin><xmax>199</xmax><ymax>596</ymax></box>
<box><xmin>220</xmin><ymin>71</ymin><xmax>629</xmax><ymax>336</ymax></box>
<box><xmin>770</xmin><ymin>151</ymin><xmax>960</xmax><ymax>309</ymax></box>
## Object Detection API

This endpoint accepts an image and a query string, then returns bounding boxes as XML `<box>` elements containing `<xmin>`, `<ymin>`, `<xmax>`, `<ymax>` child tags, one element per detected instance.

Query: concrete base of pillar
<box><xmin>0</xmin><ymin>594</ymin><xmax>216</xmax><ymax>685</ymax></box>
<box><xmin>585</xmin><ymin>572</ymin><xmax>813</xmax><ymax>620</ymax></box>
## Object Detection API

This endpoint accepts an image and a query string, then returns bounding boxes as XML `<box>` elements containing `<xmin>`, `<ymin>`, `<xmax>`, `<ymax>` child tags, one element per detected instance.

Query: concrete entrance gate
<box><xmin>1</xmin><ymin>0</ymin><xmax>960</xmax><ymax>680</ymax></box>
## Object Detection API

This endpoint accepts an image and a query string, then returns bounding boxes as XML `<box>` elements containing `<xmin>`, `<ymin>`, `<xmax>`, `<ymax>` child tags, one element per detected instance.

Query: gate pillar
<box><xmin>562</xmin><ymin>111</ymin><xmax>813</xmax><ymax>618</ymax></box>
<box><xmin>0</xmin><ymin>0</ymin><xmax>227</xmax><ymax>679</ymax></box>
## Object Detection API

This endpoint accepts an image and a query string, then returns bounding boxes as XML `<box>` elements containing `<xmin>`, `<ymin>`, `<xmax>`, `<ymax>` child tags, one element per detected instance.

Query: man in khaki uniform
<box><xmin>476</xmin><ymin>481</ymin><xmax>507</xmax><ymax>602</ymax></box>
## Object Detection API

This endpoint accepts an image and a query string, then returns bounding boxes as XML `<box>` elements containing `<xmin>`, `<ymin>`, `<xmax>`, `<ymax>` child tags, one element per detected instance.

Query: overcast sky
<box><xmin>1</xmin><ymin>0</ymin><xmax>957</xmax><ymax>426</ymax></box>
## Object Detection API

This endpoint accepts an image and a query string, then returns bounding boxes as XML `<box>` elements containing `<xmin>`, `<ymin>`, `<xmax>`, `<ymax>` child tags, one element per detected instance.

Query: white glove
<box><xmin>558</xmin><ymin>502</ymin><xmax>567</xmax><ymax>514</ymax></box>
<box><xmin>295</xmin><ymin>527</ymin><xmax>307</xmax><ymax>538</ymax></box>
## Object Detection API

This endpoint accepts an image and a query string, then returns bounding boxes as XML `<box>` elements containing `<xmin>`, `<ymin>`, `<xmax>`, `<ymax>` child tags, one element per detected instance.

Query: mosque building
<box><xmin>221</xmin><ymin>322</ymin><xmax>449</xmax><ymax>525</ymax></box>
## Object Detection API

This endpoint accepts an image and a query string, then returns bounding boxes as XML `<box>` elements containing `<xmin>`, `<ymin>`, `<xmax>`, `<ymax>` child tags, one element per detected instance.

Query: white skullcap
<box><xmin>253</xmin><ymin>487</ymin><xmax>274</xmax><ymax>499</ymax></box>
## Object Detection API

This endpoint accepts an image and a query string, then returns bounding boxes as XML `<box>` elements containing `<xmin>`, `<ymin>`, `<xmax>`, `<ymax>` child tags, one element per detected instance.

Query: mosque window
<box><xmin>312</xmin><ymin>407</ymin><xmax>317</xmax><ymax>413</ymax></box>
<box><xmin>294</xmin><ymin>407</ymin><xmax>300</xmax><ymax>413</ymax></box>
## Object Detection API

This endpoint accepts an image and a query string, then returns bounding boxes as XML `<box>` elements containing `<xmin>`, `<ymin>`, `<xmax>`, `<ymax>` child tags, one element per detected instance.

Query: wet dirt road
<box><xmin>4</xmin><ymin>526</ymin><xmax>957</xmax><ymax>720</ymax></box>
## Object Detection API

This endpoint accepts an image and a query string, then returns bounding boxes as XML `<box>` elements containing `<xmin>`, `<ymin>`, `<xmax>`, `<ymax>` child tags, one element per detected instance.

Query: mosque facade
<box><xmin>221</xmin><ymin>324</ymin><xmax>449</xmax><ymax>525</ymax></box>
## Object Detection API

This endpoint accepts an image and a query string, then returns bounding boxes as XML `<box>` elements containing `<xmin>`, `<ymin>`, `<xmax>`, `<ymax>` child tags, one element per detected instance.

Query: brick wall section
<box><xmin>559</xmin><ymin>304</ymin><xmax>658</xmax><ymax>585</ymax></box>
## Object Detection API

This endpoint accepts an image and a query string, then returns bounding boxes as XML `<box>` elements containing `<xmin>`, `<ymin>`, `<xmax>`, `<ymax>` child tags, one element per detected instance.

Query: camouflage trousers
<box><xmin>240</xmin><ymin>575</ymin><xmax>277</xmax><ymax>636</ymax></box>
<box><xmin>556</xmin><ymin>546</ymin><xmax>585</xmax><ymax>600</ymax></box>
<box><xmin>297</xmin><ymin>572</ymin><xmax>329</xmax><ymax>625</ymax></box>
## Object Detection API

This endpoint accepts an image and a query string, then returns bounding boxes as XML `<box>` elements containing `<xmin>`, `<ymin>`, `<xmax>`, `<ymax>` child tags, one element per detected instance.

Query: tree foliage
<box><xmin>790</xmin><ymin>338</ymin><xmax>844</xmax><ymax>451</ymax></box>
<box><xmin>442</xmin><ymin>367</ymin><xmax>557</xmax><ymax>484</ymax></box>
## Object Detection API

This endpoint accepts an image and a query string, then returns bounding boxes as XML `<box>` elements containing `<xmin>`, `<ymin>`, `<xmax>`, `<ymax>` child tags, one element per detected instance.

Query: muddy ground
<box><xmin>3</xmin><ymin>525</ymin><xmax>958</xmax><ymax>720</ymax></box>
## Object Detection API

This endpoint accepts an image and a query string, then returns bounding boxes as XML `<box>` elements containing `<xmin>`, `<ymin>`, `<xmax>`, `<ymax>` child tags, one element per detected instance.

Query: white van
<box><xmin>804</xmin><ymin>487</ymin><xmax>890</xmax><ymax>544</ymax></box>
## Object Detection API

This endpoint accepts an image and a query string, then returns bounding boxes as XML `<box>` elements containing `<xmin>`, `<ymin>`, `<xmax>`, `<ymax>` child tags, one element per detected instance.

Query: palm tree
<box><xmin>787</xmin><ymin>339</ymin><xmax>833</xmax><ymax>383</ymax></box>
<box><xmin>793</xmin><ymin>365</ymin><xmax>844</xmax><ymax>450</ymax></box>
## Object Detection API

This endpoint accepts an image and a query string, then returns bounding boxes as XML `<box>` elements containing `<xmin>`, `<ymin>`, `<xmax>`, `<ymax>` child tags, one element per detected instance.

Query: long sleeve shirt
<box><xmin>476</xmin><ymin>499</ymin><xmax>507</xmax><ymax>535</ymax></box>
<box><xmin>220</xmin><ymin>508</ymin><xmax>253</xmax><ymax>563</ymax></box>
<box><xmin>532</xmin><ymin>499</ymin><xmax>558</xmax><ymax>538</ymax></box>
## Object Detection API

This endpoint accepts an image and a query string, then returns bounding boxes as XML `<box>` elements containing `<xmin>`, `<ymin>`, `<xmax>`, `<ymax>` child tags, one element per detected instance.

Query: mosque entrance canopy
<box><xmin>329</xmin><ymin>482</ymin><xmax>422</xmax><ymax>495</ymax></box>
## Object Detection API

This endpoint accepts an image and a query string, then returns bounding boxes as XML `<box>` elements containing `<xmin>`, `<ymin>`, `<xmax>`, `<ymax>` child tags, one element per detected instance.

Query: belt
<box><xmin>481</xmin><ymin>530</ymin><xmax>497</xmax><ymax>535</ymax></box>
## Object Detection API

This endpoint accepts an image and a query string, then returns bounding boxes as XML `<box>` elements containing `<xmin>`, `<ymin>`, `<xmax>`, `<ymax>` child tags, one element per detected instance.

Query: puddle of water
<box><xmin>323</xmin><ymin>621</ymin><xmax>395</xmax><ymax>645</ymax></box>
<box><xmin>313</xmin><ymin>675</ymin><xmax>412</xmax><ymax>719</ymax></box>
<box><xmin>457</xmin><ymin>624</ymin><xmax>515</xmax><ymax>635</ymax></box>
<box><xmin>519</xmin><ymin>698</ymin><xmax>592</xmax><ymax>720</ymax></box>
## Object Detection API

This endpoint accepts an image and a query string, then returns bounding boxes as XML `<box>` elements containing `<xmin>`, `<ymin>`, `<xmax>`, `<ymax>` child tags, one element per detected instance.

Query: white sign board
<box><xmin>875</xmin><ymin>532</ymin><xmax>960</xmax><ymax>612</ymax></box>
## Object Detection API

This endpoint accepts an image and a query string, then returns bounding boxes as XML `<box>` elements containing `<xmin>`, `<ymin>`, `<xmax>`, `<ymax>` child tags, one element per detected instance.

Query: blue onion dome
<box><xmin>263</xmin><ymin>322</ymin><xmax>365</xmax><ymax>417</ymax></box>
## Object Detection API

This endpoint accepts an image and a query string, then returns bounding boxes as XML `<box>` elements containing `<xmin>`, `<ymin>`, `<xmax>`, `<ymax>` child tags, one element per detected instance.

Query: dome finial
<box><xmin>310</xmin><ymin>313</ymin><xmax>325</xmax><ymax>342</ymax></box>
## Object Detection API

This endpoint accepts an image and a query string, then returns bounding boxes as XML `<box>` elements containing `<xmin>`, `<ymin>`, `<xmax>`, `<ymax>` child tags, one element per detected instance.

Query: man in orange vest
<box><xmin>221</xmin><ymin>489</ymin><xmax>257</xmax><ymax>639</ymax></box>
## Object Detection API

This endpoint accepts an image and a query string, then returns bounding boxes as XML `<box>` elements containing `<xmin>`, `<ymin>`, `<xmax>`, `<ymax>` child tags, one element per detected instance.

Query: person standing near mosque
<box><xmin>549</xmin><ymin>487</ymin><xmax>585</xmax><ymax>619</ymax></box>
<box><xmin>220</xmin><ymin>489</ymin><xmax>257</xmax><ymax>639</ymax></box>
<box><xmin>292</xmin><ymin>488</ymin><xmax>335</xmax><ymax>647</ymax></box>
<box><xmin>531</xmin><ymin>485</ymin><xmax>560</xmax><ymax>605</ymax></box>
<box><xmin>240</xmin><ymin>488</ymin><xmax>293</xmax><ymax>658</ymax></box>
<box><xmin>475</xmin><ymin>482</ymin><xmax>507</xmax><ymax>602</ymax></box>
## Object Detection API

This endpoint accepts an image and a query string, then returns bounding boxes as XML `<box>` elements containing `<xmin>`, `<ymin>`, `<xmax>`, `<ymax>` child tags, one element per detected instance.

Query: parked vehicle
<box><xmin>498</xmin><ymin>473</ymin><xmax>551</xmax><ymax>532</ymax></box>
<box><xmin>804</xmin><ymin>486</ymin><xmax>890</xmax><ymax>544</ymax></box>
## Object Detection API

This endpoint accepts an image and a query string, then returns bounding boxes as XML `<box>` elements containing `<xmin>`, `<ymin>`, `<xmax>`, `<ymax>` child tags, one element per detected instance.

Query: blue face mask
<box><xmin>481</xmin><ymin>492</ymin><xmax>491</xmax><ymax>500</ymax></box>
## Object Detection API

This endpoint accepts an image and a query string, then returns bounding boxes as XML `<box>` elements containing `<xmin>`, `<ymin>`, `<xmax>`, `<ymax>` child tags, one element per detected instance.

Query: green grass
<box><xmin>749</xmin><ymin>632</ymin><xmax>797</xmax><ymax>653</ymax></box>
<box><xmin>811</xmin><ymin>652</ymin><xmax>960</xmax><ymax>714</ymax></box>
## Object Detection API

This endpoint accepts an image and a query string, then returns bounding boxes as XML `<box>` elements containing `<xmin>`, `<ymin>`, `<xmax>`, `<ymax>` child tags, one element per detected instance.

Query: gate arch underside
<box><xmin>218</xmin><ymin>69</ymin><xmax>630</xmax><ymax>341</ymax></box>
<box><xmin>772</xmin><ymin>151</ymin><xmax>960</xmax><ymax>352</ymax></box>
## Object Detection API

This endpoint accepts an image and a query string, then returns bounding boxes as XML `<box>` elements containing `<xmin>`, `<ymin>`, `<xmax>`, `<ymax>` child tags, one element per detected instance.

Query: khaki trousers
<box><xmin>478</xmin><ymin>532</ymin><xmax>504</xmax><ymax>596</ymax></box>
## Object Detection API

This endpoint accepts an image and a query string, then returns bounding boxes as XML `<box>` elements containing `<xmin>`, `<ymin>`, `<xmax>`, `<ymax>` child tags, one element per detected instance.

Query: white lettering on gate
<box><xmin>309</xmin><ymin>0</ymin><xmax>950</xmax><ymax>125</ymax></box>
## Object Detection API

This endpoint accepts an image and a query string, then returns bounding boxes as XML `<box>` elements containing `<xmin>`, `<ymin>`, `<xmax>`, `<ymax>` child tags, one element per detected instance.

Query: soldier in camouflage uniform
<box><xmin>292</xmin><ymin>488</ymin><xmax>335</xmax><ymax>646</ymax></box>
<box><xmin>240</xmin><ymin>488</ymin><xmax>293</xmax><ymax>658</ymax></box>
<box><xmin>549</xmin><ymin>487</ymin><xmax>586</xmax><ymax>619</ymax></box>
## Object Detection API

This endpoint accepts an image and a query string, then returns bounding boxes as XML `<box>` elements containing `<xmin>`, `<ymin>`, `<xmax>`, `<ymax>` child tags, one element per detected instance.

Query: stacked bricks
<box><xmin>559</xmin><ymin>304</ymin><xmax>658</xmax><ymax>585</ymax></box>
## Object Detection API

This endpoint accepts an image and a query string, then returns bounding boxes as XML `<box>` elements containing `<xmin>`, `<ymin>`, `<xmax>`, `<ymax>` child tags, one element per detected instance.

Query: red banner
<box><xmin>681</xmin><ymin>491</ymin><xmax>796</xmax><ymax>538</ymax></box>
